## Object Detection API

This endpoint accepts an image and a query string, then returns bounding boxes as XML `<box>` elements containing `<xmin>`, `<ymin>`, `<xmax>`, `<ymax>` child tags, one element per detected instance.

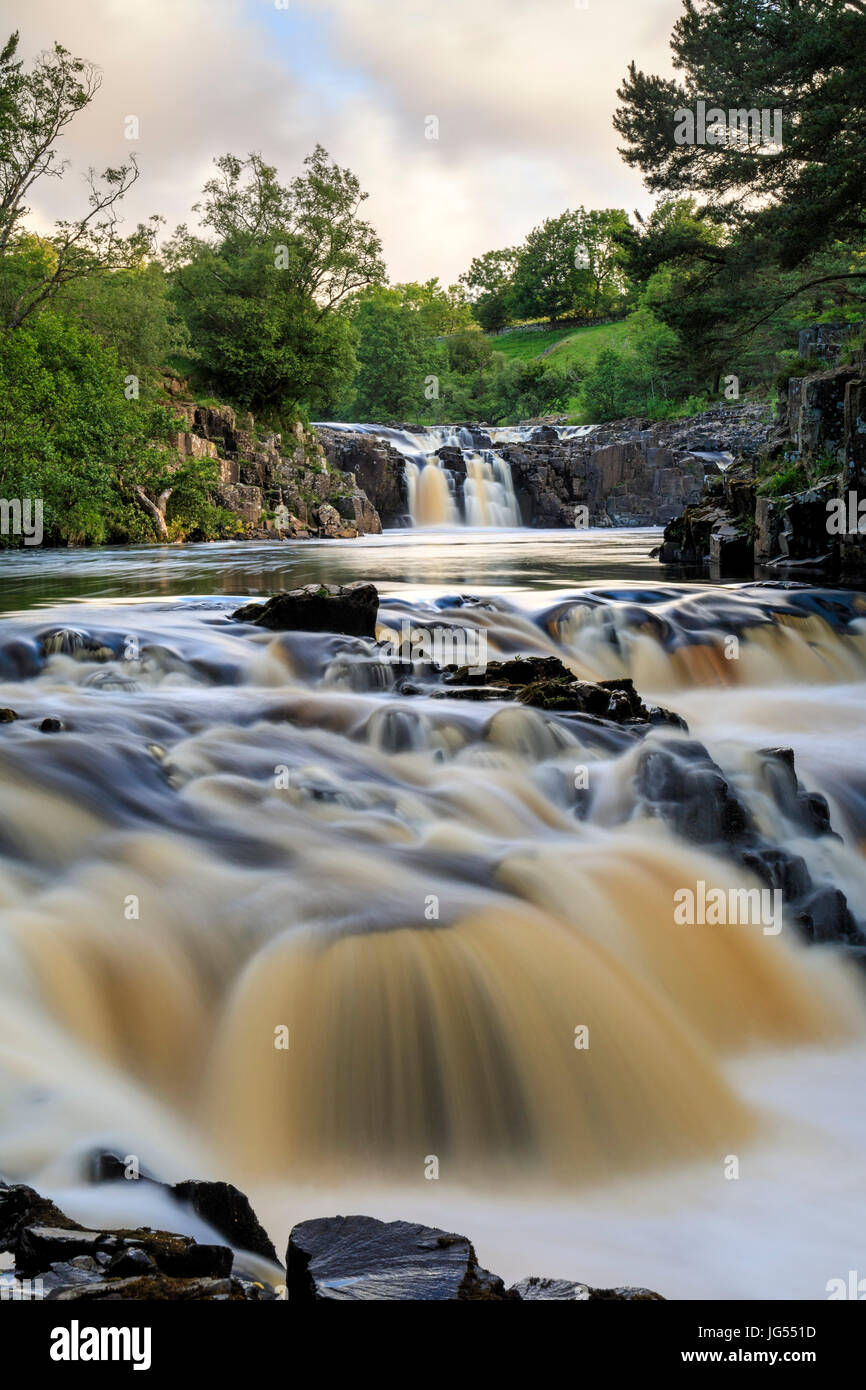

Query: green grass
<box><xmin>489</xmin><ymin>318</ymin><xmax>632</xmax><ymax>366</ymax></box>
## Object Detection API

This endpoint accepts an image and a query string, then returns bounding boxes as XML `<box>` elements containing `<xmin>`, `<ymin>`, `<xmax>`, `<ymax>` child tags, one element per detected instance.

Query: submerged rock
<box><xmin>233</xmin><ymin>582</ymin><xmax>378</xmax><ymax>637</ymax></box>
<box><xmin>287</xmin><ymin>1215</ymin><xmax>514</xmax><ymax>1301</ymax></box>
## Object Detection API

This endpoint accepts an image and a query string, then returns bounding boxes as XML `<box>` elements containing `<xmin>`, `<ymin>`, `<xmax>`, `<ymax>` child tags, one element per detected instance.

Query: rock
<box><xmin>287</xmin><ymin>1215</ymin><xmax>514</xmax><ymax>1301</ymax></box>
<box><xmin>48</xmin><ymin>1274</ymin><xmax>261</xmax><ymax>1301</ymax></box>
<box><xmin>0</xmin><ymin>708</ymin><xmax>17</xmax><ymax>722</ymax></box>
<box><xmin>636</xmin><ymin>742</ymin><xmax>863</xmax><ymax>946</ymax></box>
<box><xmin>510</xmin><ymin>1276</ymin><xmax>589</xmax><ymax>1299</ymax></box>
<box><xmin>509</xmin><ymin>1275</ymin><xmax>665</xmax><ymax>1300</ymax></box>
<box><xmin>233</xmin><ymin>582</ymin><xmax>379</xmax><ymax>638</ymax></box>
<box><xmin>39</xmin><ymin>717</ymin><xmax>64</xmax><ymax>733</ymax></box>
<box><xmin>1</xmin><ymin>1182</ymin><xmax>233</xmax><ymax>1283</ymax></box>
<box><xmin>441</xmin><ymin>657</ymin><xmax>684</xmax><ymax>728</ymax></box>
<box><xmin>171</xmin><ymin>1180</ymin><xmax>279</xmax><ymax>1264</ymax></box>
<box><xmin>318</xmin><ymin>429</ymin><xmax>407</xmax><ymax>525</ymax></box>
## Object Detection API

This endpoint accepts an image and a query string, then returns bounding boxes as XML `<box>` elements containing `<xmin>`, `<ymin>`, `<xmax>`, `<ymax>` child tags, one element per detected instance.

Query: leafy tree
<box><xmin>510</xmin><ymin>212</ymin><xmax>584</xmax><ymax>323</ymax></box>
<box><xmin>0</xmin><ymin>31</ymin><xmax>146</xmax><ymax>328</ymax></box>
<box><xmin>460</xmin><ymin>247</ymin><xmax>518</xmax><ymax>332</ymax></box>
<box><xmin>347</xmin><ymin>285</ymin><xmax>443</xmax><ymax>420</ymax></box>
<box><xmin>0</xmin><ymin>314</ymin><xmax>217</xmax><ymax>544</ymax></box>
<box><xmin>169</xmin><ymin>148</ymin><xmax>384</xmax><ymax>415</ymax></box>
<box><xmin>614</xmin><ymin>0</ymin><xmax>866</xmax><ymax>286</ymax></box>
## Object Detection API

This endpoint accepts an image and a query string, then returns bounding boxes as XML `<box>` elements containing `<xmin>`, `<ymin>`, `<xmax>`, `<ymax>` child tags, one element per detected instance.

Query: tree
<box><xmin>169</xmin><ymin>148</ymin><xmax>384</xmax><ymax>416</ymax></box>
<box><xmin>460</xmin><ymin>247</ymin><xmax>518</xmax><ymax>332</ymax></box>
<box><xmin>0</xmin><ymin>32</ymin><xmax>146</xmax><ymax>328</ymax></box>
<box><xmin>348</xmin><ymin>285</ymin><xmax>442</xmax><ymax>420</ymax></box>
<box><xmin>510</xmin><ymin>212</ymin><xmax>583</xmax><ymax>323</ymax></box>
<box><xmin>614</xmin><ymin>0</ymin><xmax>866</xmax><ymax>274</ymax></box>
<box><xmin>0</xmin><ymin>312</ymin><xmax>216</xmax><ymax>545</ymax></box>
<box><xmin>575</xmin><ymin>208</ymin><xmax>631</xmax><ymax>316</ymax></box>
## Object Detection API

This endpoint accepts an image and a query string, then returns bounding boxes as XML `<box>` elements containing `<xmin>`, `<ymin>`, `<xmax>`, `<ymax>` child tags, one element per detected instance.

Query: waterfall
<box><xmin>316</xmin><ymin>421</ymin><xmax>523</xmax><ymax>528</ymax></box>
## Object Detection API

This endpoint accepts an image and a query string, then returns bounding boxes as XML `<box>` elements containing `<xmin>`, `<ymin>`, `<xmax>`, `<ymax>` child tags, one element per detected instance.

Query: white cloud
<box><xmin>4</xmin><ymin>0</ymin><xmax>681</xmax><ymax>281</ymax></box>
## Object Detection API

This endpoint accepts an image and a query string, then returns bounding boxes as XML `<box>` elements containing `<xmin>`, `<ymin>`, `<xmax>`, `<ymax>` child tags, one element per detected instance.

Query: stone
<box><xmin>287</xmin><ymin>1215</ymin><xmax>514</xmax><ymax>1301</ymax></box>
<box><xmin>233</xmin><ymin>582</ymin><xmax>379</xmax><ymax>637</ymax></box>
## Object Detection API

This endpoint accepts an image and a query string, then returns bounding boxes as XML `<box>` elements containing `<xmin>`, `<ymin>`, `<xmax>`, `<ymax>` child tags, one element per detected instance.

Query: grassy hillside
<box><xmin>490</xmin><ymin>318</ymin><xmax>631</xmax><ymax>366</ymax></box>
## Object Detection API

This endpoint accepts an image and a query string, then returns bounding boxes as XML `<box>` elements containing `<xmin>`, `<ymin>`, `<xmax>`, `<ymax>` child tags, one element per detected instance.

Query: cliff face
<box><xmin>317</xmin><ymin>426</ymin><xmax>408</xmax><ymax>526</ymax></box>
<box><xmin>658</xmin><ymin>357</ymin><xmax>866</xmax><ymax>578</ymax></box>
<box><xmin>500</xmin><ymin>406</ymin><xmax>773</xmax><ymax>527</ymax></box>
<box><xmin>170</xmin><ymin>402</ymin><xmax>383</xmax><ymax>538</ymax></box>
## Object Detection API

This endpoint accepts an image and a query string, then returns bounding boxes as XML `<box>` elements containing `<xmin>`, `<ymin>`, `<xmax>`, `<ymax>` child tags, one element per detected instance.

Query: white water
<box><xmin>1</xmin><ymin>532</ymin><xmax>865</xmax><ymax>1297</ymax></box>
<box><xmin>317</xmin><ymin>421</ymin><xmax>524</xmax><ymax>527</ymax></box>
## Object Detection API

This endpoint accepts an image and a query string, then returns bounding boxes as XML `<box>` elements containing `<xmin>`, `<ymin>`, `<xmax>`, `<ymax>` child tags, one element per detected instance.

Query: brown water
<box><xmin>1</xmin><ymin>527</ymin><xmax>865</xmax><ymax>1296</ymax></box>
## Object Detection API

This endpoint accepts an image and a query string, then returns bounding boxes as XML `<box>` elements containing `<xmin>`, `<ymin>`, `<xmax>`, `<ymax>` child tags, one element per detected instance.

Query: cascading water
<box><xmin>1</xmin><ymin>536</ymin><xmax>865</xmax><ymax>1296</ymax></box>
<box><xmin>317</xmin><ymin>421</ymin><xmax>524</xmax><ymax>528</ymax></box>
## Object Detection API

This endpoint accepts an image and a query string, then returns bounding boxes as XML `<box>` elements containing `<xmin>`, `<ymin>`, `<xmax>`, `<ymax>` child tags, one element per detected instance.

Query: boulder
<box><xmin>287</xmin><ymin>1215</ymin><xmax>513</xmax><ymax>1301</ymax></box>
<box><xmin>233</xmin><ymin>582</ymin><xmax>379</xmax><ymax>637</ymax></box>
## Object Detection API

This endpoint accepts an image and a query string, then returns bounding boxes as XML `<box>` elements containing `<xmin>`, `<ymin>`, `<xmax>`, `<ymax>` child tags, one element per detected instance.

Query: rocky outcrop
<box><xmin>659</xmin><ymin>356</ymin><xmax>866</xmax><ymax>578</ymax></box>
<box><xmin>0</xmin><ymin>1181</ymin><xmax>664</xmax><ymax>1302</ymax></box>
<box><xmin>501</xmin><ymin>404</ymin><xmax>773</xmax><ymax>528</ymax></box>
<box><xmin>233</xmin><ymin>581</ymin><xmax>379</xmax><ymax>637</ymax></box>
<box><xmin>168</xmin><ymin>399</ymin><xmax>383</xmax><ymax>540</ymax></box>
<box><xmin>0</xmin><ymin>1182</ymin><xmax>273</xmax><ymax>1300</ymax></box>
<box><xmin>634</xmin><ymin>741</ymin><xmax>861</xmax><ymax>947</ymax></box>
<box><xmin>317</xmin><ymin>427</ymin><xmax>407</xmax><ymax>526</ymax></box>
<box><xmin>435</xmin><ymin>655</ymin><xmax>685</xmax><ymax>729</ymax></box>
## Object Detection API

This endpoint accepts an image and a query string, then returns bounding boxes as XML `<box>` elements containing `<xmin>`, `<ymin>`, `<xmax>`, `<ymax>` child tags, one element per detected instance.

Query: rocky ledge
<box><xmin>658</xmin><ymin>358</ymin><xmax>866</xmax><ymax>579</ymax></box>
<box><xmin>0</xmin><ymin>1180</ymin><xmax>663</xmax><ymax>1301</ymax></box>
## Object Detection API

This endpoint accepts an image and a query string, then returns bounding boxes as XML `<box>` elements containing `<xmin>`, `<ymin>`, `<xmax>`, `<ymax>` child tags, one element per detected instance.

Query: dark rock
<box><xmin>172</xmin><ymin>1180</ymin><xmax>279</xmax><ymax>1265</ymax></box>
<box><xmin>233</xmin><ymin>582</ymin><xmax>379</xmax><ymax>638</ymax></box>
<box><xmin>510</xmin><ymin>1276</ymin><xmax>589</xmax><ymax>1299</ymax></box>
<box><xmin>287</xmin><ymin>1215</ymin><xmax>514</xmax><ymax>1301</ymax></box>
<box><xmin>48</xmin><ymin>1275</ymin><xmax>258</xmax><ymax>1301</ymax></box>
<box><xmin>107</xmin><ymin>1246</ymin><xmax>158</xmax><ymax>1277</ymax></box>
<box><xmin>510</xmin><ymin>1275</ymin><xmax>665</xmax><ymax>1300</ymax></box>
<box><xmin>0</xmin><ymin>708</ymin><xmax>18</xmax><ymax>722</ymax></box>
<box><xmin>39</xmin><ymin>717</ymin><xmax>64</xmax><ymax>733</ymax></box>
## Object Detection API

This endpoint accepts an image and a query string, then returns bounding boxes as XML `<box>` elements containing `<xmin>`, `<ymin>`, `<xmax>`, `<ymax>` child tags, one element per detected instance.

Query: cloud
<box><xmin>4</xmin><ymin>0</ymin><xmax>681</xmax><ymax>282</ymax></box>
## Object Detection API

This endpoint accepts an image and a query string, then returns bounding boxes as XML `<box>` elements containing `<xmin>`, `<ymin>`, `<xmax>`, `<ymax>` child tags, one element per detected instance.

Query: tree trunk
<box><xmin>135</xmin><ymin>487</ymin><xmax>173</xmax><ymax>540</ymax></box>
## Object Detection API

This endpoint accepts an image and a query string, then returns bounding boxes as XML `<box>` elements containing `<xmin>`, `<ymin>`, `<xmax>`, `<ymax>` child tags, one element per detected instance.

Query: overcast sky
<box><xmin>6</xmin><ymin>0</ymin><xmax>682</xmax><ymax>283</ymax></box>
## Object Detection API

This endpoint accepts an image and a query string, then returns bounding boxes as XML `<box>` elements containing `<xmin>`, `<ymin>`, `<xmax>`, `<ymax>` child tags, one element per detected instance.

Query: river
<box><xmin>1</xmin><ymin>526</ymin><xmax>865</xmax><ymax>1298</ymax></box>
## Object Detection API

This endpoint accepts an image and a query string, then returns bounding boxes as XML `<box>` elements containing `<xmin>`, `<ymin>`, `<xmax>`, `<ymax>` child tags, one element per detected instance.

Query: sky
<box><xmin>5</xmin><ymin>0</ymin><xmax>683</xmax><ymax>284</ymax></box>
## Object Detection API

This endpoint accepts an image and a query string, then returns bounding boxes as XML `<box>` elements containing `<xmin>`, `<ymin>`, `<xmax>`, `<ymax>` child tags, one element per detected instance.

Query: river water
<box><xmin>1</xmin><ymin>526</ymin><xmax>865</xmax><ymax>1298</ymax></box>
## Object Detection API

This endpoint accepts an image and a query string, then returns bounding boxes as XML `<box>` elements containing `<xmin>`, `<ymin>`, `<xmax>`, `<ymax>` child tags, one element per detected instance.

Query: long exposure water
<box><xmin>1</xmin><ymin>526</ymin><xmax>865</xmax><ymax>1298</ymax></box>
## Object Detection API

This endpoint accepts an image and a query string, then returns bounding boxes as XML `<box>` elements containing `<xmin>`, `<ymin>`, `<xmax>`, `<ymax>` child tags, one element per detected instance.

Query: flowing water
<box><xmin>1</xmin><ymin>527</ymin><xmax>865</xmax><ymax>1297</ymax></box>
<box><xmin>318</xmin><ymin>422</ymin><xmax>526</xmax><ymax>526</ymax></box>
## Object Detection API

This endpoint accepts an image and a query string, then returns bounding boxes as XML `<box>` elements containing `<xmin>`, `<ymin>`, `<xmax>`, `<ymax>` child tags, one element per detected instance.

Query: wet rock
<box><xmin>171</xmin><ymin>1180</ymin><xmax>279</xmax><ymax>1265</ymax></box>
<box><xmin>287</xmin><ymin>1215</ymin><xmax>514</xmax><ymax>1301</ymax></box>
<box><xmin>0</xmin><ymin>708</ymin><xmax>18</xmax><ymax>722</ymax></box>
<box><xmin>48</xmin><ymin>1275</ymin><xmax>259</xmax><ymax>1301</ymax></box>
<box><xmin>233</xmin><ymin>582</ymin><xmax>379</xmax><ymax>638</ymax></box>
<box><xmin>441</xmin><ymin>657</ymin><xmax>685</xmax><ymax>729</ymax></box>
<box><xmin>1</xmin><ymin>1182</ymin><xmax>233</xmax><ymax>1284</ymax></box>
<box><xmin>39</xmin><ymin>716</ymin><xmax>64</xmax><ymax>733</ymax></box>
<box><xmin>510</xmin><ymin>1275</ymin><xmax>664</xmax><ymax>1300</ymax></box>
<box><xmin>510</xmin><ymin>1276</ymin><xmax>589</xmax><ymax>1299</ymax></box>
<box><xmin>38</xmin><ymin>629</ymin><xmax>115</xmax><ymax>662</ymax></box>
<box><xmin>636</xmin><ymin>742</ymin><xmax>863</xmax><ymax>946</ymax></box>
